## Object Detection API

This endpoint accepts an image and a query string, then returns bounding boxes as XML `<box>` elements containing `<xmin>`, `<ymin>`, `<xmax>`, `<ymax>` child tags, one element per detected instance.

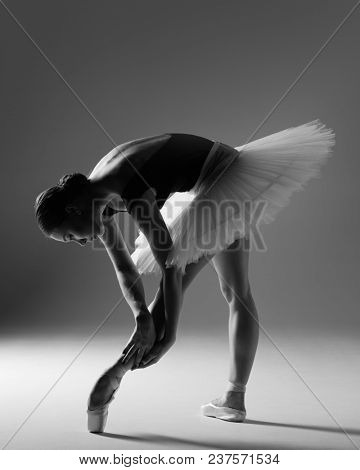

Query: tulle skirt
<box><xmin>131</xmin><ymin>120</ymin><xmax>335</xmax><ymax>275</ymax></box>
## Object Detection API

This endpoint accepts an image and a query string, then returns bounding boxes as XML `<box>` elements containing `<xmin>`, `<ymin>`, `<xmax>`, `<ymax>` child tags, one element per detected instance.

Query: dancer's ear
<box><xmin>65</xmin><ymin>204</ymin><xmax>82</xmax><ymax>216</ymax></box>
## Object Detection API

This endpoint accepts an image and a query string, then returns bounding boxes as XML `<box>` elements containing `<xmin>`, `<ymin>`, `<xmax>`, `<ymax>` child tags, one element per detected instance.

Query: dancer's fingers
<box><xmin>138</xmin><ymin>352</ymin><xmax>157</xmax><ymax>368</ymax></box>
<box><xmin>131</xmin><ymin>349</ymin><xmax>141</xmax><ymax>370</ymax></box>
<box><xmin>131</xmin><ymin>348</ymin><xmax>144</xmax><ymax>370</ymax></box>
<box><xmin>122</xmin><ymin>341</ymin><xmax>134</xmax><ymax>356</ymax></box>
<box><xmin>138</xmin><ymin>357</ymin><xmax>158</xmax><ymax>369</ymax></box>
<box><xmin>121</xmin><ymin>344</ymin><xmax>136</xmax><ymax>363</ymax></box>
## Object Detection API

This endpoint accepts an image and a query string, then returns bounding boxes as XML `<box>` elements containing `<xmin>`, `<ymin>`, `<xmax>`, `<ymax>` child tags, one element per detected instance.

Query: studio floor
<box><xmin>1</xmin><ymin>330</ymin><xmax>359</xmax><ymax>450</ymax></box>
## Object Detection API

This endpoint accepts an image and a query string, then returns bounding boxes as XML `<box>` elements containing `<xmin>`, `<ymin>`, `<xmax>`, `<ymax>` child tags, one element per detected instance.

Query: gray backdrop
<box><xmin>1</xmin><ymin>0</ymin><xmax>359</xmax><ymax>339</ymax></box>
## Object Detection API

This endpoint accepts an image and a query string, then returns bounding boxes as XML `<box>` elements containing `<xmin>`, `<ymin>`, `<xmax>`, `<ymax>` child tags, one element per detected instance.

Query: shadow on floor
<box><xmin>245</xmin><ymin>419</ymin><xmax>360</xmax><ymax>436</ymax></box>
<box><xmin>98</xmin><ymin>418</ymin><xmax>359</xmax><ymax>450</ymax></box>
<box><xmin>100</xmin><ymin>433</ymin><xmax>232</xmax><ymax>450</ymax></box>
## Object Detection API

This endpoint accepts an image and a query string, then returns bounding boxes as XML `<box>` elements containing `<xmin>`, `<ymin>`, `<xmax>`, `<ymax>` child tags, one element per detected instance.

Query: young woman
<box><xmin>34</xmin><ymin>121</ymin><xmax>335</xmax><ymax>432</ymax></box>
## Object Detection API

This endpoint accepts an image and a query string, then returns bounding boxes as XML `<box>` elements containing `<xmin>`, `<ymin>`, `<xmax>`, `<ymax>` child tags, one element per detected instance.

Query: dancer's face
<box><xmin>50</xmin><ymin>202</ymin><xmax>105</xmax><ymax>246</ymax></box>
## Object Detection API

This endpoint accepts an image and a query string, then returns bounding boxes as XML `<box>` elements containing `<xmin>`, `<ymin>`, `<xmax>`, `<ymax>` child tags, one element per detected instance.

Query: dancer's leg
<box><xmin>87</xmin><ymin>353</ymin><xmax>135</xmax><ymax>410</ymax></box>
<box><xmin>88</xmin><ymin>254</ymin><xmax>213</xmax><ymax>410</ymax></box>
<box><xmin>87</xmin><ymin>353</ymin><xmax>141</xmax><ymax>431</ymax></box>
<box><xmin>205</xmin><ymin>237</ymin><xmax>259</xmax><ymax>420</ymax></box>
<box><xmin>148</xmin><ymin>254</ymin><xmax>214</xmax><ymax>340</ymax></box>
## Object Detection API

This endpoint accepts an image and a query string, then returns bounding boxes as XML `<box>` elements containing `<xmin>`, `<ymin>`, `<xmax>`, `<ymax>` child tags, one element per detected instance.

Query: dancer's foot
<box><xmin>88</xmin><ymin>361</ymin><xmax>128</xmax><ymax>410</ymax></box>
<box><xmin>87</xmin><ymin>362</ymin><xmax>127</xmax><ymax>433</ymax></box>
<box><xmin>201</xmin><ymin>391</ymin><xmax>246</xmax><ymax>422</ymax></box>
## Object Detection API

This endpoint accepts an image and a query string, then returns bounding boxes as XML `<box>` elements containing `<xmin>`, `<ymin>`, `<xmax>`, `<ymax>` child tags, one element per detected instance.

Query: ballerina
<box><xmin>34</xmin><ymin>122</ymin><xmax>335</xmax><ymax>432</ymax></box>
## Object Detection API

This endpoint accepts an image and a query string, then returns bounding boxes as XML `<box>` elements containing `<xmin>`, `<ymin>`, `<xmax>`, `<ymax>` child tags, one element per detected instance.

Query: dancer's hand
<box><xmin>121</xmin><ymin>312</ymin><xmax>156</xmax><ymax>369</ymax></box>
<box><xmin>135</xmin><ymin>335</ymin><xmax>176</xmax><ymax>369</ymax></box>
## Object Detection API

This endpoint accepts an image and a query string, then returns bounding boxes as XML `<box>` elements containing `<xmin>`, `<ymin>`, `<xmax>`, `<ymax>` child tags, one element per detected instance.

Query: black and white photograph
<box><xmin>1</xmin><ymin>0</ymin><xmax>359</xmax><ymax>465</ymax></box>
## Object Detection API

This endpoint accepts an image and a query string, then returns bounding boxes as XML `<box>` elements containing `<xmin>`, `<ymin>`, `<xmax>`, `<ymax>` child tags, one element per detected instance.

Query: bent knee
<box><xmin>219</xmin><ymin>279</ymin><xmax>251</xmax><ymax>304</ymax></box>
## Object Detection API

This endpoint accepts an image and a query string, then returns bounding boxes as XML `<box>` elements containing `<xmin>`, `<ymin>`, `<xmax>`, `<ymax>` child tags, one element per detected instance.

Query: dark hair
<box><xmin>34</xmin><ymin>172</ymin><xmax>91</xmax><ymax>237</ymax></box>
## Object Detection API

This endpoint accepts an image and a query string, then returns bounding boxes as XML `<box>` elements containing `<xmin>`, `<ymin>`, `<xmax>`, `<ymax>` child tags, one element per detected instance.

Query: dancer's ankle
<box><xmin>109</xmin><ymin>363</ymin><xmax>127</xmax><ymax>378</ymax></box>
<box><xmin>226</xmin><ymin>381</ymin><xmax>246</xmax><ymax>393</ymax></box>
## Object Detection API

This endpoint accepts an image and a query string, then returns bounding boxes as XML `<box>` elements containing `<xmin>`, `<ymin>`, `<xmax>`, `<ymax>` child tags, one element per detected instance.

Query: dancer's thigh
<box><xmin>182</xmin><ymin>254</ymin><xmax>214</xmax><ymax>292</ymax></box>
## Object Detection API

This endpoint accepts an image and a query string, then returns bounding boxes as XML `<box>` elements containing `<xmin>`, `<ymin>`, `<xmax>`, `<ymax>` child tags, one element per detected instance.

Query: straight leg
<box><xmin>203</xmin><ymin>237</ymin><xmax>259</xmax><ymax>421</ymax></box>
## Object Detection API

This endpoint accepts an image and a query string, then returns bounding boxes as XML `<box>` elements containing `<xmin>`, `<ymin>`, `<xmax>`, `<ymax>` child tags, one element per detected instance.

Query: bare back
<box><xmin>88</xmin><ymin>133</ymin><xmax>172</xmax><ymax>192</ymax></box>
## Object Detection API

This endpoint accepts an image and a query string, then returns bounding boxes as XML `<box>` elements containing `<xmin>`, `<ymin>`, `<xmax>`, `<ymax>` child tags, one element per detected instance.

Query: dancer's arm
<box><xmin>100</xmin><ymin>216</ymin><xmax>156</xmax><ymax>364</ymax></box>
<box><xmin>125</xmin><ymin>188</ymin><xmax>183</xmax><ymax>343</ymax></box>
<box><xmin>100</xmin><ymin>216</ymin><xmax>149</xmax><ymax>319</ymax></box>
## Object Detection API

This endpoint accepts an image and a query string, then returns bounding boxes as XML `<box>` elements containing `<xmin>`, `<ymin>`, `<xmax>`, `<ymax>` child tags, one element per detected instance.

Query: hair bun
<box><xmin>58</xmin><ymin>173</ymin><xmax>89</xmax><ymax>191</ymax></box>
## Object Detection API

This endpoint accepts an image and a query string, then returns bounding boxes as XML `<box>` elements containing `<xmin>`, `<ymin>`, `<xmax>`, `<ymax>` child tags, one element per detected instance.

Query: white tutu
<box><xmin>131</xmin><ymin>120</ymin><xmax>335</xmax><ymax>275</ymax></box>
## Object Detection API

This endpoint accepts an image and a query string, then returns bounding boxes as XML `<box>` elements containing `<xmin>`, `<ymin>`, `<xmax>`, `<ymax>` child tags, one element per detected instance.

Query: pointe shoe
<box><xmin>87</xmin><ymin>395</ymin><xmax>115</xmax><ymax>433</ymax></box>
<box><xmin>87</xmin><ymin>373</ymin><xmax>120</xmax><ymax>433</ymax></box>
<box><xmin>201</xmin><ymin>402</ymin><xmax>246</xmax><ymax>423</ymax></box>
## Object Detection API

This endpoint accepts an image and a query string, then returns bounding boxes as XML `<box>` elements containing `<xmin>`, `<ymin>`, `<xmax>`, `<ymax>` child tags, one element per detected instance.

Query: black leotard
<box><xmin>120</xmin><ymin>133</ymin><xmax>214</xmax><ymax>212</ymax></box>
